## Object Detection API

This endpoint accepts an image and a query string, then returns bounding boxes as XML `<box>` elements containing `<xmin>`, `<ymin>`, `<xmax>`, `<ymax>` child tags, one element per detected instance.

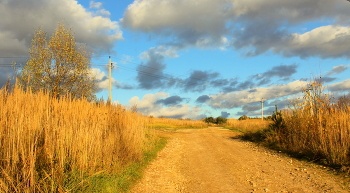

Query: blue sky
<box><xmin>1</xmin><ymin>0</ymin><xmax>350</xmax><ymax>119</ymax></box>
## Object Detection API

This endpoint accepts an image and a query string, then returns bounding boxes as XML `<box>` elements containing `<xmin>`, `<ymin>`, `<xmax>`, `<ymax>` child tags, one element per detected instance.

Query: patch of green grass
<box><xmin>68</xmin><ymin>137</ymin><xmax>168</xmax><ymax>193</ymax></box>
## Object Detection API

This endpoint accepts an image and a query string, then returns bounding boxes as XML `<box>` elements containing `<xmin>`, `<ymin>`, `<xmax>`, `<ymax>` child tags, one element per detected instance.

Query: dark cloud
<box><xmin>232</xmin><ymin>22</ymin><xmax>288</xmax><ymax>56</ymax></box>
<box><xmin>0</xmin><ymin>67</ymin><xmax>16</xmax><ymax>88</ymax></box>
<box><xmin>221</xmin><ymin>64</ymin><xmax>297</xmax><ymax>93</ymax></box>
<box><xmin>0</xmin><ymin>57</ymin><xmax>28</xmax><ymax>87</ymax></box>
<box><xmin>196</xmin><ymin>95</ymin><xmax>211</xmax><ymax>103</ymax></box>
<box><xmin>236</xmin><ymin>80</ymin><xmax>255</xmax><ymax>90</ymax></box>
<box><xmin>116</xmin><ymin>84</ymin><xmax>134</xmax><ymax>90</ymax></box>
<box><xmin>219</xmin><ymin>78</ymin><xmax>252</xmax><ymax>93</ymax></box>
<box><xmin>248</xmin><ymin>89</ymin><xmax>257</xmax><ymax>93</ymax></box>
<box><xmin>236</xmin><ymin>104</ymin><xmax>264</xmax><ymax>117</ymax></box>
<box><xmin>264</xmin><ymin>106</ymin><xmax>278</xmax><ymax>116</ymax></box>
<box><xmin>136</xmin><ymin>50</ymin><xmax>171</xmax><ymax>89</ymax></box>
<box><xmin>266</xmin><ymin>99</ymin><xmax>291</xmax><ymax>109</ymax></box>
<box><xmin>210</xmin><ymin>78</ymin><xmax>229</xmax><ymax>87</ymax></box>
<box><xmin>135</xmin><ymin>52</ymin><xmax>245</xmax><ymax>92</ymax></box>
<box><xmin>262</xmin><ymin>64</ymin><xmax>298</xmax><ymax>78</ymax></box>
<box><xmin>220</xmin><ymin>111</ymin><xmax>230</xmax><ymax>118</ymax></box>
<box><xmin>222</xmin><ymin>86</ymin><xmax>236</xmax><ymax>93</ymax></box>
<box><xmin>251</xmin><ymin>64</ymin><xmax>298</xmax><ymax>86</ymax></box>
<box><xmin>319</xmin><ymin>76</ymin><xmax>337</xmax><ymax>84</ymax></box>
<box><xmin>242</xmin><ymin>104</ymin><xmax>261</xmax><ymax>112</ymax></box>
<box><xmin>221</xmin><ymin>78</ymin><xmax>239</xmax><ymax>93</ymax></box>
<box><xmin>183</xmin><ymin>70</ymin><xmax>219</xmax><ymax>92</ymax></box>
<box><xmin>156</xmin><ymin>95</ymin><xmax>183</xmax><ymax>106</ymax></box>
<box><xmin>326</xmin><ymin>65</ymin><xmax>349</xmax><ymax>76</ymax></box>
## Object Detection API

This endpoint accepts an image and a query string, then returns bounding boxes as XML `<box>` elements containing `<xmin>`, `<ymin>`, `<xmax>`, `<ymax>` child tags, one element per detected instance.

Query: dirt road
<box><xmin>131</xmin><ymin>128</ymin><xmax>349</xmax><ymax>193</ymax></box>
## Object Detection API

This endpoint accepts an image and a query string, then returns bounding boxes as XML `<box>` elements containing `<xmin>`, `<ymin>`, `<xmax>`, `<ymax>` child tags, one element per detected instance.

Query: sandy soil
<box><xmin>131</xmin><ymin>127</ymin><xmax>350</xmax><ymax>193</ymax></box>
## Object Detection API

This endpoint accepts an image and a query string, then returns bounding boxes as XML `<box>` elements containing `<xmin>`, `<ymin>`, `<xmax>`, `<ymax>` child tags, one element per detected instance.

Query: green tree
<box><xmin>238</xmin><ymin>115</ymin><xmax>248</xmax><ymax>120</ymax></box>
<box><xmin>204</xmin><ymin>117</ymin><xmax>215</xmax><ymax>124</ymax></box>
<box><xmin>15</xmin><ymin>23</ymin><xmax>97</xmax><ymax>101</ymax></box>
<box><xmin>216</xmin><ymin>117</ymin><xmax>227</xmax><ymax>124</ymax></box>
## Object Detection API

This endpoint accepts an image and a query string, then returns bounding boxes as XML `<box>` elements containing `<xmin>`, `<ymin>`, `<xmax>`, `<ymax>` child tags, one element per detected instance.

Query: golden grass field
<box><xmin>276</xmin><ymin>99</ymin><xmax>350</xmax><ymax>167</ymax></box>
<box><xmin>241</xmin><ymin>82</ymin><xmax>350</xmax><ymax>168</ymax></box>
<box><xmin>0</xmin><ymin>86</ymin><xmax>147</xmax><ymax>192</ymax></box>
<box><xmin>0</xmin><ymin>85</ymin><xmax>209</xmax><ymax>192</ymax></box>
<box><xmin>146</xmin><ymin>116</ymin><xmax>207</xmax><ymax>129</ymax></box>
<box><xmin>225</xmin><ymin>118</ymin><xmax>271</xmax><ymax>132</ymax></box>
<box><xmin>1</xmin><ymin>80</ymin><xmax>350</xmax><ymax>192</ymax></box>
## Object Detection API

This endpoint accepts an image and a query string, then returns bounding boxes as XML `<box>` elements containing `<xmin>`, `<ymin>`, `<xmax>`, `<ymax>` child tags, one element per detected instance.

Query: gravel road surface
<box><xmin>131</xmin><ymin>127</ymin><xmax>349</xmax><ymax>193</ymax></box>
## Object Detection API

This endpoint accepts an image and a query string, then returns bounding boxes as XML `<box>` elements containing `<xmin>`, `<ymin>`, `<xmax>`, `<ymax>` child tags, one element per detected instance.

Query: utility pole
<box><xmin>261</xmin><ymin>98</ymin><xmax>265</xmax><ymax>121</ymax></box>
<box><xmin>108</xmin><ymin>56</ymin><xmax>113</xmax><ymax>102</ymax></box>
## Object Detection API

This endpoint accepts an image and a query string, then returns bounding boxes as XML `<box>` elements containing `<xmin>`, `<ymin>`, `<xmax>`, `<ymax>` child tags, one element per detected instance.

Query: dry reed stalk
<box><xmin>274</xmin><ymin>86</ymin><xmax>350</xmax><ymax>166</ymax></box>
<box><xmin>0</xmin><ymin>86</ymin><xmax>146</xmax><ymax>192</ymax></box>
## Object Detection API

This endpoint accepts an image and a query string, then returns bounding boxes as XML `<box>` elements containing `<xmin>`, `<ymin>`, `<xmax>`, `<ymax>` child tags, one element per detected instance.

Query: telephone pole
<box><xmin>108</xmin><ymin>56</ymin><xmax>113</xmax><ymax>102</ymax></box>
<box><xmin>261</xmin><ymin>98</ymin><xmax>265</xmax><ymax>120</ymax></box>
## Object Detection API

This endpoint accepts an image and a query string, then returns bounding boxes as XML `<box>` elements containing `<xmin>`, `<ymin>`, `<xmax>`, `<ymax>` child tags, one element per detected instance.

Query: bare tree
<box><xmin>15</xmin><ymin>23</ymin><xmax>97</xmax><ymax>101</ymax></box>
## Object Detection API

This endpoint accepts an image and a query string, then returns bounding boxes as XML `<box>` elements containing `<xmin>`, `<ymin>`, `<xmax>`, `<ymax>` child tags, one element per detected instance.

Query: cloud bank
<box><xmin>121</xmin><ymin>0</ymin><xmax>350</xmax><ymax>58</ymax></box>
<box><xmin>0</xmin><ymin>0</ymin><xmax>122</xmax><ymax>56</ymax></box>
<box><xmin>129</xmin><ymin>92</ymin><xmax>204</xmax><ymax>119</ymax></box>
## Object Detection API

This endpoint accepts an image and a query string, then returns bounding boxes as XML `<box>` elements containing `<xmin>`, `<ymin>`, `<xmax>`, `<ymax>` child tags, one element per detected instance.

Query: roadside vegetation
<box><xmin>240</xmin><ymin>80</ymin><xmax>350</xmax><ymax>170</ymax></box>
<box><xmin>224</xmin><ymin>118</ymin><xmax>271</xmax><ymax>133</ymax></box>
<box><xmin>146</xmin><ymin>116</ymin><xmax>207</xmax><ymax>129</ymax></box>
<box><xmin>0</xmin><ymin>24</ymin><xmax>169</xmax><ymax>192</ymax></box>
<box><xmin>0</xmin><ymin>85</ymin><xmax>154</xmax><ymax>192</ymax></box>
<box><xmin>203</xmin><ymin>116</ymin><xmax>228</xmax><ymax>126</ymax></box>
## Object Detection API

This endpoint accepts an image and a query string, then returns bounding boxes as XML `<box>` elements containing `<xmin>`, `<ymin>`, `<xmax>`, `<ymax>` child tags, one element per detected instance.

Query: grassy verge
<box><xmin>77</xmin><ymin>136</ymin><xmax>168</xmax><ymax>192</ymax></box>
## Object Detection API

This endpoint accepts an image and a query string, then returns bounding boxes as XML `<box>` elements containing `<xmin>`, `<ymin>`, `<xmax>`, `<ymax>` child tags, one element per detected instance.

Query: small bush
<box><xmin>203</xmin><ymin>116</ymin><xmax>227</xmax><ymax>125</ymax></box>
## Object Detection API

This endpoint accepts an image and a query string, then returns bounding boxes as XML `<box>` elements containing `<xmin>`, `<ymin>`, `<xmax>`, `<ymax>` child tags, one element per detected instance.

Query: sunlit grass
<box><xmin>0</xmin><ymin>86</ymin><xmax>149</xmax><ymax>192</ymax></box>
<box><xmin>241</xmin><ymin>81</ymin><xmax>350</xmax><ymax>168</ymax></box>
<box><xmin>225</xmin><ymin>118</ymin><xmax>272</xmax><ymax>133</ymax></box>
<box><xmin>146</xmin><ymin>116</ymin><xmax>207</xmax><ymax>129</ymax></box>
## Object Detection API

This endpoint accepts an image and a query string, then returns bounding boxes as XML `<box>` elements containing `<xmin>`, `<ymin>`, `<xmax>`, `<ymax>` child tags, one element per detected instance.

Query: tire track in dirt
<box><xmin>131</xmin><ymin>128</ymin><xmax>349</xmax><ymax>193</ymax></box>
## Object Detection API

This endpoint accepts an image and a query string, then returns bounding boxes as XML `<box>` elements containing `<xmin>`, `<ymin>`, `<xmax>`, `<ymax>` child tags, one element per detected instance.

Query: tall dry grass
<box><xmin>146</xmin><ymin>116</ymin><xmax>207</xmax><ymax>129</ymax></box>
<box><xmin>271</xmin><ymin>81</ymin><xmax>350</xmax><ymax>167</ymax></box>
<box><xmin>0</xmin><ymin>86</ymin><xmax>146</xmax><ymax>192</ymax></box>
<box><xmin>226</xmin><ymin>118</ymin><xmax>271</xmax><ymax>132</ymax></box>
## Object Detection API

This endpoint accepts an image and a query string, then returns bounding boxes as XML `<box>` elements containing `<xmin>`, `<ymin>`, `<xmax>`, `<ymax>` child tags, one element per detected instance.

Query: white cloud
<box><xmin>121</xmin><ymin>0</ymin><xmax>350</xmax><ymax>58</ymax></box>
<box><xmin>208</xmin><ymin>80</ymin><xmax>308</xmax><ymax>108</ymax></box>
<box><xmin>121</xmin><ymin>0</ymin><xmax>229</xmax><ymax>49</ymax></box>
<box><xmin>121</xmin><ymin>0</ymin><xmax>227</xmax><ymax>34</ymax></box>
<box><xmin>277</xmin><ymin>25</ymin><xmax>350</xmax><ymax>58</ymax></box>
<box><xmin>129</xmin><ymin>92</ymin><xmax>203</xmax><ymax>119</ymax></box>
<box><xmin>0</xmin><ymin>0</ymin><xmax>122</xmax><ymax>56</ymax></box>
<box><xmin>140</xmin><ymin>45</ymin><xmax>179</xmax><ymax>60</ymax></box>
<box><xmin>89</xmin><ymin>1</ymin><xmax>102</xmax><ymax>9</ymax></box>
<box><xmin>328</xmin><ymin>79</ymin><xmax>350</xmax><ymax>92</ymax></box>
<box><xmin>90</xmin><ymin>68</ymin><xmax>117</xmax><ymax>90</ymax></box>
